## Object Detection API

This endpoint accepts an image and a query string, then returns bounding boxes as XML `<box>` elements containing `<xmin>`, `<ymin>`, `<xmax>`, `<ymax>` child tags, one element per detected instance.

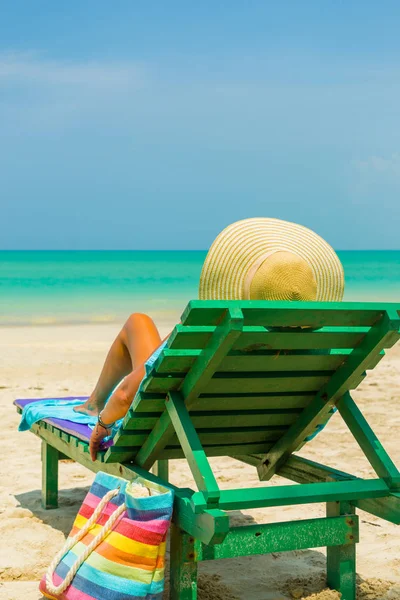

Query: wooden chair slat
<box><xmin>130</xmin><ymin>392</ymin><xmax>316</xmax><ymax>412</ymax></box>
<box><xmin>105</xmin><ymin>441</ymin><xmax>274</xmax><ymax>463</ymax></box>
<box><xmin>169</xmin><ymin>326</ymin><xmax>370</xmax><ymax>351</ymax></box>
<box><xmin>194</xmin><ymin>393</ymin><xmax>315</xmax><ymax>411</ymax></box>
<box><xmin>119</xmin><ymin>409</ymin><xmax>299</xmax><ymax>433</ymax></box>
<box><xmin>113</xmin><ymin>427</ymin><xmax>285</xmax><ymax>448</ymax></box>
<box><xmin>181</xmin><ymin>300</ymin><xmax>396</xmax><ymax>328</ymax></box>
<box><xmin>156</xmin><ymin>349</ymin><xmax>383</xmax><ymax>373</ymax></box>
<box><xmin>144</xmin><ymin>373</ymin><xmax>332</xmax><ymax>394</ymax></box>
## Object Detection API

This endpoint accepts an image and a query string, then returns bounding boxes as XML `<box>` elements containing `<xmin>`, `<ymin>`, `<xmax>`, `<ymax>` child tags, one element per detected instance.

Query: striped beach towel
<box><xmin>40</xmin><ymin>471</ymin><xmax>174</xmax><ymax>600</ymax></box>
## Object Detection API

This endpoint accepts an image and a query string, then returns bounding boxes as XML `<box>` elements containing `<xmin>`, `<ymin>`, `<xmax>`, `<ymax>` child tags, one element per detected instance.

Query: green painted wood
<box><xmin>180</xmin><ymin>307</ymin><xmax>244</xmax><ymax>404</ymax></box>
<box><xmin>278</xmin><ymin>455</ymin><xmax>357</xmax><ymax>483</ymax></box>
<box><xmin>226</xmin><ymin>349</ymin><xmax>382</xmax><ymax>370</ymax></box>
<box><xmin>41</xmin><ymin>441</ymin><xmax>59</xmax><ymax>509</ymax></box>
<box><xmin>167</xmin><ymin>325</ymin><xmax>215</xmax><ymax>349</ymax></box>
<box><xmin>181</xmin><ymin>300</ymin><xmax>400</xmax><ymax>328</ymax></box>
<box><xmin>124</xmin><ymin>393</ymin><xmax>166</xmax><ymax>413</ymax></box>
<box><xmin>142</xmin><ymin>375</ymin><xmax>183</xmax><ymax>393</ymax></box>
<box><xmin>256</xmin><ymin>393</ymin><xmax>337</xmax><ymax>481</ymax></box>
<box><xmin>156</xmin><ymin>348</ymin><xmax>383</xmax><ymax>374</ymax></box>
<box><xmin>31</xmin><ymin>422</ymin><xmax>229</xmax><ymax>545</ymax></box>
<box><xmin>337</xmin><ymin>393</ymin><xmax>400</xmax><ymax>490</ymax></box>
<box><xmin>128</xmin><ymin>410</ymin><xmax>173</xmax><ymax>469</ymax></box>
<box><xmin>202</xmin><ymin>409</ymin><xmax>300</xmax><ymax>427</ymax></box>
<box><xmin>119</xmin><ymin>409</ymin><xmax>300</xmax><ymax>433</ymax></box>
<box><xmin>197</xmin><ymin>516</ymin><xmax>358</xmax><ymax>561</ymax></box>
<box><xmin>104</xmin><ymin>447</ymin><xmax>144</xmax><ymax>462</ymax></box>
<box><xmin>194</xmin><ymin>425</ymin><xmax>288</xmax><ymax>442</ymax></box>
<box><xmin>194</xmin><ymin>393</ymin><xmax>315</xmax><ymax>411</ymax></box>
<box><xmin>233</xmin><ymin>328</ymin><xmax>375</xmax><ymax>351</ymax></box>
<box><xmin>156</xmin><ymin>348</ymin><xmax>371</xmax><ymax>373</ymax></box>
<box><xmin>152</xmin><ymin>459</ymin><xmax>169</xmax><ymax>481</ymax></box>
<box><xmin>144</xmin><ymin>371</ymin><xmax>333</xmax><ymax>394</ymax></box>
<box><xmin>111</xmin><ymin>304</ymin><xmax>396</xmax><ymax>468</ymax></box>
<box><xmin>232</xmin><ymin>454</ymin><xmax>263</xmax><ymax>467</ymax></box>
<box><xmin>204</xmin><ymin>372</ymin><xmax>333</xmax><ymax>394</ymax></box>
<box><xmin>124</xmin><ymin>392</ymin><xmax>315</xmax><ymax>419</ymax></box>
<box><xmin>190</xmin><ymin>478</ymin><xmax>390</xmax><ymax>512</ymax></box>
<box><xmin>77</xmin><ymin>440</ymin><xmax>90</xmax><ymax>454</ymax></box>
<box><xmin>113</xmin><ymin>427</ymin><xmax>285</xmax><ymax>448</ymax></box>
<box><xmin>165</xmin><ymin>391</ymin><xmax>220</xmax><ymax>504</ymax></box>
<box><xmin>355</xmin><ymin>494</ymin><xmax>400</xmax><ymax>525</ymax></box>
<box><xmin>170</xmin><ymin>525</ymin><xmax>198</xmax><ymax>600</ymax></box>
<box><xmin>257</xmin><ymin>311</ymin><xmax>400</xmax><ymax>480</ymax></box>
<box><xmin>106</xmin><ymin>441</ymin><xmax>275</xmax><ymax>463</ymax></box>
<box><xmin>171</xmin><ymin>505</ymin><xmax>229</xmax><ymax>547</ymax></box>
<box><xmin>194</xmin><ymin>414</ymin><xmax>290</xmax><ymax>434</ymax></box>
<box><xmin>326</xmin><ymin>502</ymin><xmax>357</xmax><ymax>600</ymax></box>
<box><xmin>169</xmin><ymin>325</ymin><xmax>372</xmax><ymax>351</ymax></box>
<box><xmin>277</xmin><ymin>456</ymin><xmax>400</xmax><ymax>525</ymax></box>
<box><xmin>152</xmin><ymin>348</ymin><xmax>200</xmax><ymax>372</ymax></box>
<box><xmin>134</xmin><ymin>308</ymin><xmax>244</xmax><ymax>469</ymax></box>
<box><xmin>112</xmin><ymin>431</ymin><xmax>155</xmax><ymax>447</ymax></box>
<box><xmin>131</xmin><ymin>389</ymin><xmax>316</xmax><ymax>417</ymax></box>
<box><xmin>114</xmin><ymin>414</ymin><xmax>161</xmax><ymax>429</ymax></box>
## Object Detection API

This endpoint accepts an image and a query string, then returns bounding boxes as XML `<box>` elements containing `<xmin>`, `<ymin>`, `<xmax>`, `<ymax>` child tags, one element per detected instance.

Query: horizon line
<box><xmin>1</xmin><ymin>248</ymin><xmax>400</xmax><ymax>253</ymax></box>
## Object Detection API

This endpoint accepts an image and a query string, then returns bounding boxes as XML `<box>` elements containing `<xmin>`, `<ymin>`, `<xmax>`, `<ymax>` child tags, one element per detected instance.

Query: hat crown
<box><xmin>247</xmin><ymin>251</ymin><xmax>318</xmax><ymax>301</ymax></box>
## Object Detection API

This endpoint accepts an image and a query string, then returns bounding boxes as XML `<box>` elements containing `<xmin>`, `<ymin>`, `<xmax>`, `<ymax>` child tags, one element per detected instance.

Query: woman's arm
<box><xmin>89</xmin><ymin>365</ymin><xmax>145</xmax><ymax>460</ymax></box>
<box><xmin>88</xmin><ymin>331</ymin><xmax>171</xmax><ymax>461</ymax></box>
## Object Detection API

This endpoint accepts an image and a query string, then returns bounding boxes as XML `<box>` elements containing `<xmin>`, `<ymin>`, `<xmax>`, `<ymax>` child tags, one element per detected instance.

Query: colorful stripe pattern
<box><xmin>40</xmin><ymin>471</ymin><xmax>174</xmax><ymax>600</ymax></box>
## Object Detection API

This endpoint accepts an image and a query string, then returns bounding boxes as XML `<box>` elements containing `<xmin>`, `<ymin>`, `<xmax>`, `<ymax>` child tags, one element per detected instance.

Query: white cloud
<box><xmin>354</xmin><ymin>154</ymin><xmax>400</xmax><ymax>176</ymax></box>
<box><xmin>348</xmin><ymin>153</ymin><xmax>400</xmax><ymax>205</ymax></box>
<box><xmin>0</xmin><ymin>51</ymin><xmax>148</xmax><ymax>134</ymax></box>
<box><xmin>0</xmin><ymin>51</ymin><xmax>144</xmax><ymax>88</ymax></box>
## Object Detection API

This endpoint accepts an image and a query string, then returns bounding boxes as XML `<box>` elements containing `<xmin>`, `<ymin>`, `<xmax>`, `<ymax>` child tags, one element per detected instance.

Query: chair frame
<box><xmin>17</xmin><ymin>301</ymin><xmax>400</xmax><ymax>600</ymax></box>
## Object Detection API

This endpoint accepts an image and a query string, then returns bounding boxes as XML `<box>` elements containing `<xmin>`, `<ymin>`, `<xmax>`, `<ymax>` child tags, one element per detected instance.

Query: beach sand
<box><xmin>1</xmin><ymin>322</ymin><xmax>399</xmax><ymax>600</ymax></box>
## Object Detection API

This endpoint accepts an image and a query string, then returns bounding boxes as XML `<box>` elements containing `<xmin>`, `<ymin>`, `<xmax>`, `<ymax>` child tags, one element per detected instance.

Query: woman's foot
<box><xmin>73</xmin><ymin>396</ymin><xmax>102</xmax><ymax>417</ymax></box>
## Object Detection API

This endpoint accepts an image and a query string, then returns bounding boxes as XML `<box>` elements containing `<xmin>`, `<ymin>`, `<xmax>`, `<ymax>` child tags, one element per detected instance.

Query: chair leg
<box><xmin>152</xmin><ymin>459</ymin><xmax>169</xmax><ymax>481</ymax></box>
<box><xmin>41</xmin><ymin>441</ymin><xmax>59</xmax><ymax>509</ymax></box>
<box><xmin>326</xmin><ymin>501</ymin><xmax>357</xmax><ymax>600</ymax></box>
<box><xmin>169</xmin><ymin>524</ymin><xmax>198</xmax><ymax>600</ymax></box>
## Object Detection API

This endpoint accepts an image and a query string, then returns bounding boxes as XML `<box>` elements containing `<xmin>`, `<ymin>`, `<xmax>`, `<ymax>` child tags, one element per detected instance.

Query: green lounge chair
<box><xmin>15</xmin><ymin>301</ymin><xmax>400</xmax><ymax>600</ymax></box>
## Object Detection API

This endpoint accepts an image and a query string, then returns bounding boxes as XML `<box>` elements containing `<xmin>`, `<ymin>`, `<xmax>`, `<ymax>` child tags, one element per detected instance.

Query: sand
<box><xmin>0</xmin><ymin>322</ymin><xmax>399</xmax><ymax>600</ymax></box>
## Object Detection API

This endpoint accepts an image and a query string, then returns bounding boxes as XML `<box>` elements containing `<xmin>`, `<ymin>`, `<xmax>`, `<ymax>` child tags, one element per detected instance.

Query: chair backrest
<box><xmin>105</xmin><ymin>301</ymin><xmax>400</xmax><ymax>465</ymax></box>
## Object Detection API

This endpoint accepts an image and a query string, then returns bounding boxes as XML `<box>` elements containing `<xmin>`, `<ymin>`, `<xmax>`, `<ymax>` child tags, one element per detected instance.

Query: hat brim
<box><xmin>199</xmin><ymin>218</ymin><xmax>344</xmax><ymax>302</ymax></box>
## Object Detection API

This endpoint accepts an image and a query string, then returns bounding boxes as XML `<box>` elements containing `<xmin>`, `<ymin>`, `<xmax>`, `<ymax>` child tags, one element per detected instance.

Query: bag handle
<box><xmin>46</xmin><ymin>487</ymin><xmax>125</xmax><ymax>595</ymax></box>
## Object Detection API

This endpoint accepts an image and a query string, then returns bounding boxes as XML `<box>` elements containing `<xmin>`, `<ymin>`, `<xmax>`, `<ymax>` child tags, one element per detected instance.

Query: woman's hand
<box><xmin>89</xmin><ymin>423</ymin><xmax>110</xmax><ymax>461</ymax></box>
<box><xmin>87</xmin><ymin>372</ymin><xmax>142</xmax><ymax>461</ymax></box>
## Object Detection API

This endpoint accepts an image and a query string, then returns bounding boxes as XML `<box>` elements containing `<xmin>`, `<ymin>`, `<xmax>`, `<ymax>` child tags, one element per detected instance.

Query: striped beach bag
<box><xmin>39</xmin><ymin>471</ymin><xmax>174</xmax><ymax>600</ymax></box>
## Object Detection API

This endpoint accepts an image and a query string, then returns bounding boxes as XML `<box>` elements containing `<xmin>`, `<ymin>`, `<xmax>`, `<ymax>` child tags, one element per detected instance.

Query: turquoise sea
<box><xmin>0</xmin><ymin>251</ymin><xmax>399</xmax><ymax>326</ymax></box>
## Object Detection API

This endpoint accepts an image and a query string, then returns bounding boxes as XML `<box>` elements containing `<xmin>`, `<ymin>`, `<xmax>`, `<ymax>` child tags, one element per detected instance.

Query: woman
<box><xmin>76</xmin><ymin>217</ymin><xmax>344</xmax><ymax>460</ymax></box>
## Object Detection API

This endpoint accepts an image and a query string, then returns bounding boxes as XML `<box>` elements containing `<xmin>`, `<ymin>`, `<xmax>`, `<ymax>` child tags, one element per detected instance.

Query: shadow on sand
<box><xmin>16</xmin><ymin>486</ymin><xmax>90</xmax><ymax>537</ymax></box>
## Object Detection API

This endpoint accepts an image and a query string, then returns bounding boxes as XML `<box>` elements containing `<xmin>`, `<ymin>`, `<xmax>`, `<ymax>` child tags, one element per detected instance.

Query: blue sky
<box><xmin>1</xmin><ymin>1</ymin><xmax>400</xmax><ymax>250</ymax></box>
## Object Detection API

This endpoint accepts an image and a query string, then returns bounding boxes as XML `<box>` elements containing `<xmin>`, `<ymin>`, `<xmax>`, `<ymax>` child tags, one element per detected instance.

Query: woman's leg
<box><xmin>75</xmin><ymin>313</ymin><xmax>162</xmax><ymax>416</ymax></box>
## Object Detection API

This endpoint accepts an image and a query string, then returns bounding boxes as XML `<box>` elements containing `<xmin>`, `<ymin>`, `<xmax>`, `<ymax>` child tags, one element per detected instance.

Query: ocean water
<box><xmin>0</xmin><ymin>250</ymin><xmax>399</xmax><ymax>326</ymax></box>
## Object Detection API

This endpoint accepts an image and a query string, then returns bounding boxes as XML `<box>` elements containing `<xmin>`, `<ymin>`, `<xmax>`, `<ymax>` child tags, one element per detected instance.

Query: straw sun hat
<box><xmin>199</xmin><ymin>218</ymin><xmax>344</xmax><ymax>302</ymax></box>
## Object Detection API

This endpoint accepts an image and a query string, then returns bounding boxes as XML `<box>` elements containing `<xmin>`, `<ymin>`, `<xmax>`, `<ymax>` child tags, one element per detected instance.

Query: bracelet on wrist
<box><xmin>98</xmin><ymin>411</ymin><xmax>115</xmax><ymax>430</ymax></box>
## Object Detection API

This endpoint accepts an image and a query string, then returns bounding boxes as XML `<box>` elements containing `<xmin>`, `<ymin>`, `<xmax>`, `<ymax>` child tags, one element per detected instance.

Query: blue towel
<box><xmin>19</xmin><ymin>397</ymin><xmax>101</xmax><ymax>432</ymax></box>
<box><xmin>19</xmin><ymin>340</ymin><xmax>168</xmax><ymax>433</ymax></box>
